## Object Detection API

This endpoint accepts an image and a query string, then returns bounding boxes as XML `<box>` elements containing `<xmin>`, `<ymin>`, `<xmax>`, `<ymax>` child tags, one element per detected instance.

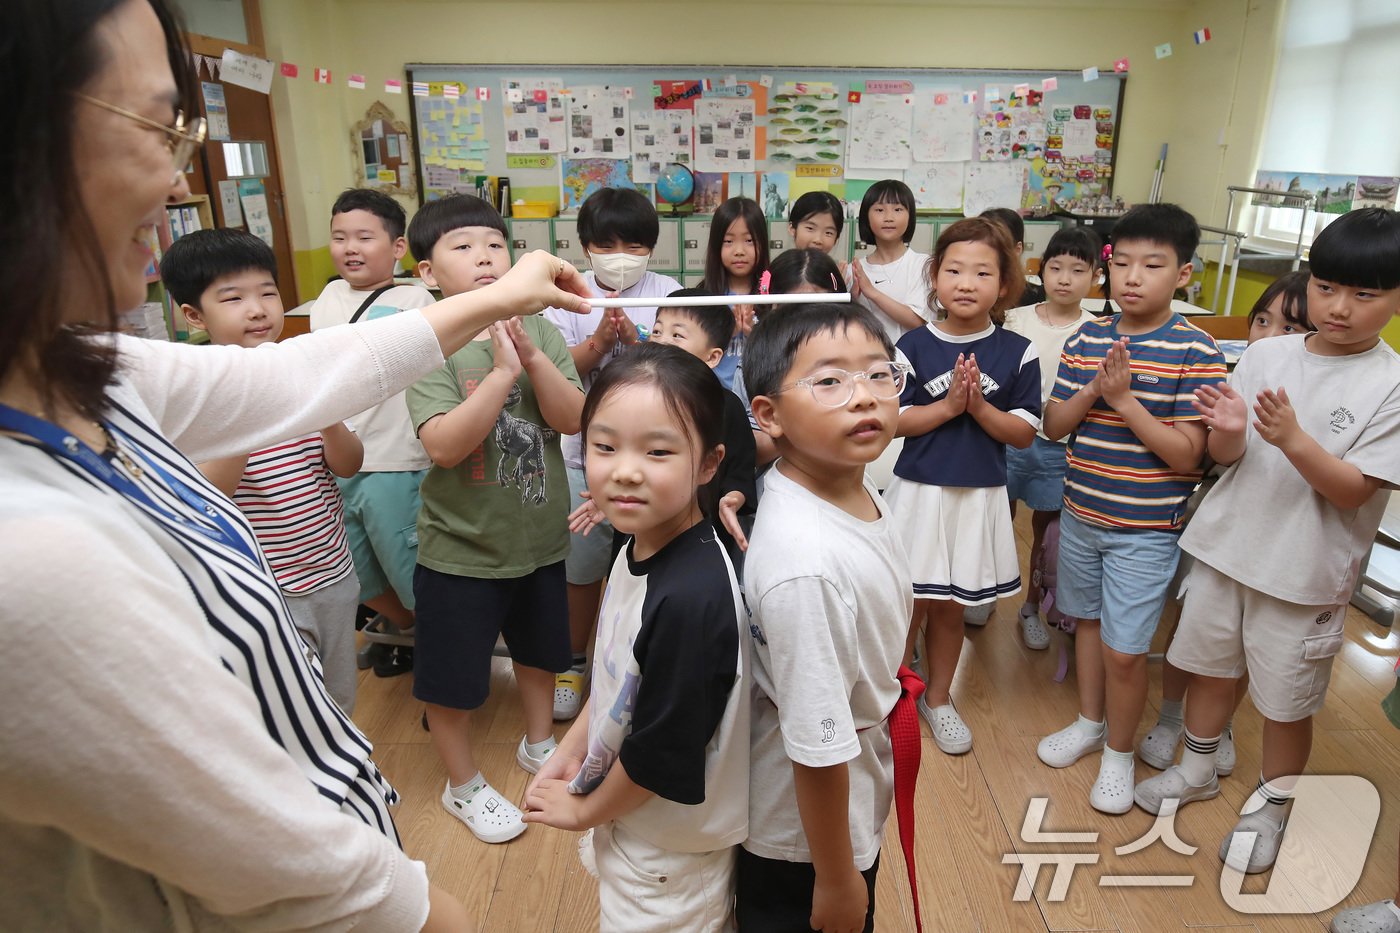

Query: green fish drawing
<box><xmin>780</xmin><ymin>127</ymin><xmax>803</xmax><ymax>136</ymax></box>
<box><xmin>815</xmin><ymin>150</ymin><xmax>842</xmax><ymax>160</ymax></box>
<box><xmin>769</xmin><ymin>117</ymin><xmax>793</xmax><ymax>125</ymax></box>
<box><xmin>768</xmin><ymin>106</ymin><xmax>792</xmax><ymax>114</ymax></box>
<box><xmin>768</xmin><ymin>151</ymin><xmax>795</xmax><ymax>162</ymax></box>
<box><xmin>794</xmin><ymin>103</ymin><xmax>818</xmax><ymax>112</ymax></box>
<box><xmin>773</xmin><ymin>94</ymin><xmax>794</xmax><ymax>103</ymax></box>
<box><xmin>795</xmin><ymin>117</ymin><xmax>819</xmax><ymax>125</ymax></box>
<box><xmin>818</xmin><ymin>108</ymin><xmax>841</xmax><ymax>115</ymax></box>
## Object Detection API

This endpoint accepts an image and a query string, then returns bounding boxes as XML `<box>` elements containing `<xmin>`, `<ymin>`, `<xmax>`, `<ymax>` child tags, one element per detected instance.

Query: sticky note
<box><xmin>759</xmin><ymin>74</ymin><xmax>773</xmax><ymax>88</ymax></box>
<box><xmin>1041</xmin><ymin>77</ymin><xmax>1059</xmax><ymax>92</ymax></box>
<box><xmin>1155</xmin><ymin>43</ymin><xmax>1172</xmax><ymax>59</ymax></box>
<box><xmin>1082</xmin><ymin>67</ymin><xmax>1099</xmax><ymax>82</ymax></box>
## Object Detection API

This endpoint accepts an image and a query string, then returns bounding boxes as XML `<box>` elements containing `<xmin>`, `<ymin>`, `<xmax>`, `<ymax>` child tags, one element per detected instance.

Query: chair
<box><xmin>1352</xmin><ymin>496</ymin><xmax>1400</xmax><ymax>628</ymax></box>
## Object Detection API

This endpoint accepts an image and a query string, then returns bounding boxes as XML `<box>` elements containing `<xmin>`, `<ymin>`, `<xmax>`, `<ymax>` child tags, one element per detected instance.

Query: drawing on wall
<box><xmin>846</xmin><ymin>95</ymin><xmax>914</xmax><ymax>170</ymax></box>
<box><xmin>566</xmin><ymin>85</ymin><xmax>630</xmax><ymax>159</ymax></box>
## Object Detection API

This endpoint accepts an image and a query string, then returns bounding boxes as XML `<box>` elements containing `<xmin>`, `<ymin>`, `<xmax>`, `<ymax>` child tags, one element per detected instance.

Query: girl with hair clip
<box><xmin>851</xmin><ymin>179</ymin><xmax>934</xmax><ymax>345</ymax></box>
<box><xmin>788</xmin><ymin>190</ymin><xmax>848</xmax><ymax>276</ymax></box>
<box><xmin>703</xmin><ymin>197</ymin><xmax>771</xmax><ymax>393</ymax></box>
<box><xmin>884</xmin><ymin>217</ymin><xmax>1042</xmax><ymax>757</ymax></box>
<box><xmin>1001</xmin><ymin>226</ymin><xmax>1102</xmax><ymax>650</ymax></box>
<box><xmin>525</xmin><ymin>343</ymin><xmax>749</xmax><ymax>933</ymax></box>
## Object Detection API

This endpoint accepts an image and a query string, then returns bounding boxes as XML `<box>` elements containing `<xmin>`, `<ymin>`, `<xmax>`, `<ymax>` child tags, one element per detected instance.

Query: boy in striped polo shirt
<box><xmin>164</xmin><ymin>229</ymin><xmax>364</xmax><ymax>715</ymax></box>
<box><xmin>1034</xmin><ymin>204</ymin><xmax>1227</xmax><ymax>814</ymax></box>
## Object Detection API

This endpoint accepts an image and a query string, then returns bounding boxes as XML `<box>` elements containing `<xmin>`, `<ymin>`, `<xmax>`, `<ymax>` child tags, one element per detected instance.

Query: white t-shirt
<box><xmin>854</xmin><ymin>248</ymin><xmax>934</xmax><ymax>346</ymax></box>
<box><xmin>542</xmin><ymin>270</ymin><xmax>683</xmax><ymax>469</ymax></box>
<box><xmin>1003</xmin><ymin>303</ymin><xmax>1096</xmax><ymax>442</ymax></box>
<box><xmin>572</xmin><ymin>522</ymin><xmax>749</xmax><ymax>853</ymax></box>
<box><xmin>743</xmin><ymin>465</ymin><xmax>913</xmax><ymax>871</ymax></box>
<box><xmin>309</xmin><ymin>280</ymin><xmax>436</xmax><ymax>471</ymax></box>
<box><xmin>1182</xmin><ymin>334</ymin><xmax>1400</xmax><ymax>605</ymax></box>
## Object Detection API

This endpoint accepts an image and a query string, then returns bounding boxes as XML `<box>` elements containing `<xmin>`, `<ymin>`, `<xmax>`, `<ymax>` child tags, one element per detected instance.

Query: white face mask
<box><xmin>589</xmin><ymin>251</ymin><xmax>649</xmax><ymax>292</ymax></box>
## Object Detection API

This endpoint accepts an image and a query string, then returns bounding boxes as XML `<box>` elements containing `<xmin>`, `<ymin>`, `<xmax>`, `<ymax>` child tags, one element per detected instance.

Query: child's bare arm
<box><xmin>198</xmin><ymin>455</ymin><xmax>250</xmax><ymax>498</ymax></box>
<box><xmin>1042</xmin><ymin>364</ymin><xmax>1103</xmax><ymax>441</ymax></box>
<box><xmin>508</xmin><ymin>317</ymin><xmax>583</xmax><ymax>435</ymax></box>
<box><xmin>794</xmin><ymin>761</ymin><xmax>868</xmax><ymax>933</ymax></box>
<box><xmin>851</xmin><ymin>262</ymin><xmax>926</xmax><ymax>331</ymax></box>
<box><xmin>319</xmin><ymin>422</ymin><xmax>363</xmax><ymax>477</ymax></box>
<box><xmin>522</xmin><ymin>757</ymin><xmax>654</xmax><ymax>832</ymax></box>
<box><xmin>1255</xmin><ymin>387</ymin><xmax>1383</xmax><ymax>510</ymax></box>
<box><xmin>418</xmin><ymin>325</ymin><xmax>519</xmax><ymax>469</ymax></box>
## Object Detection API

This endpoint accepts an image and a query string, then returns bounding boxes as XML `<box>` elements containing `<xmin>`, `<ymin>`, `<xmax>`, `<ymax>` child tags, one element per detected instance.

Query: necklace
<box><xmin>96</xmin><ymin>421</ymin><xmax>145</xmax><ymax>480</ymax></box>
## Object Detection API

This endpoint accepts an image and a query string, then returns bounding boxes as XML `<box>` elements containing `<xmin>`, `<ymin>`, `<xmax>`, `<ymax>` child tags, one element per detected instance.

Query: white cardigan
<box><xmin>0</xmin><ymin>310</ymin><xmax>445</xmax><ymax>931</ymax></box>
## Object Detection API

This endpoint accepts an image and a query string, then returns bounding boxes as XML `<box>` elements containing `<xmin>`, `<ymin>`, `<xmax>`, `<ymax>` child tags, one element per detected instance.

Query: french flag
<box><xmin>1194</xmin><ymin>27</ymin><xmax>1211</xmax><ymax>44</ymax></box>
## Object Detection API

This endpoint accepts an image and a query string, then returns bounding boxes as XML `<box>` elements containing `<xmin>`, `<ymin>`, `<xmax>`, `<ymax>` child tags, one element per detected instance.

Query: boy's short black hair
<box><xmin>1109</xmin><ymin>202</ymin><xmax>1199</xmax><ymax>267</ymax></box>
<box><xmin>160</xmin><ymin>228</ymin><xmax>277</xmax><ymax>309</ymax></box>
<box><xmin>1247</xmin><ymin>269</ymin><xmax>1313</xmax><ymax>331</ymax></box>
<box><xmin>578</xmin><ymin>187</ymin><xmax>659</xmax><ymax>250</ymax></box>
<box><xmin>661</xmin><ymin>288</ymin><xmax>735</xmax><ymax>351</ymax></box>
<box><xmin>980</xmin><ymin>207</ymin><xmax>1025</xmax><ymax>246</ymax></box>
<box><xmin>858</xmin><ymin>180</ymin><xmax>917</xmax><ymax>245</ymax></box>
<box><xmin>743</xmin><ymin>302</ymin><xmax>895</xmax><ymax>401</ymax></box>
<box><xmin>331</xmin><ymin>187</ymin><xmax>406</xmax><ymax>240</ymax></box>
<box><xmin>789</xmin><ymin>191</ymin><xmax>845</xmax><ymax>236</ymax></box>
<box><xmin>407</xmin><ymin>194</ymin><xmax>507</xmax><ymax>264</ymax></box>
<box><xmin>1042</xmin><ymin>226</ymin><xmax>1102</xmax><ymax>268</ymax></box>
<box><xmin>1309</xmin><ymin>208</ymin><xmax>1400</xmax><ymax>290</ymax></box>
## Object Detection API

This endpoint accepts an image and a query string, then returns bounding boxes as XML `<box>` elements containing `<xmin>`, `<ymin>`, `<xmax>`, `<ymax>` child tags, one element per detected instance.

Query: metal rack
<box><xmin>1205</xmin><ymin>185</ymin><xmax>1312</xmax><ymax>314</ymax></box>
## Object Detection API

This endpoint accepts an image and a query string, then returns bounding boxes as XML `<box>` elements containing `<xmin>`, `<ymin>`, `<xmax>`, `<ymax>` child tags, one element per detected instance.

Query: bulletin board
<box><xmin>405</xmin><ymin>64</ymin><xmax>1127</xmax><ymax>216</ymax></box>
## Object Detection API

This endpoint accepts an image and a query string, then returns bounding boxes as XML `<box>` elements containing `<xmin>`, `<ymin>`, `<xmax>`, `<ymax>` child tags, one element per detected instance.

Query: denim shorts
<box><xmin>1055</xmin><ymin>510</ymin><xmax>1182</xmax><ymax>655</ymax></box>
<box><xmin>565</xmin><ymin>465</ymin><xmax>614</xmax><ymax>585</ymax></box>
<box><xmin>1005</xmin><ymin>436</ymin><xmax>1069</xmax><ymax>512</ymax></box>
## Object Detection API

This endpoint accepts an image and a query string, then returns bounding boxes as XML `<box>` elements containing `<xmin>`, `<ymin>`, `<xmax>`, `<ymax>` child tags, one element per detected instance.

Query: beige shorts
<box><xmin>1168</xmin><ymin>562</ymin><xmax>1346</xmax><ymax>722</ymax></box>
<box><xmin>582</xmin><ymin>822</ymin><xmax>737</xmax><ymax>932</ymax></box>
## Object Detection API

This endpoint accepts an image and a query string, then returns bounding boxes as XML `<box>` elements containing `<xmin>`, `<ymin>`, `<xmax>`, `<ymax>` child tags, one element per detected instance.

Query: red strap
<box><xmin>890</xmin><ymin>665</ymin><xmax>926</xmax><ymax>933</ymax></box>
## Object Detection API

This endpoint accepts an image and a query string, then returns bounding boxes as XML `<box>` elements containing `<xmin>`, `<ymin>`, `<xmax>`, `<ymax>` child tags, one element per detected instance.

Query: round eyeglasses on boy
<box><xmin>778</xmin><ymin>361</ymin><xmax>913</xmax><ymax>408</ymax></box>
<box><xmin>76</xmin><ymin>94</ymin><xmax>208</xmax><ymax>183</ymax></box>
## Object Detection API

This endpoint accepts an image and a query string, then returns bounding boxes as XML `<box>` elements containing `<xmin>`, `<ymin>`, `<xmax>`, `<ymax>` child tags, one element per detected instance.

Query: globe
<box><xmin>656</xmin><ymin>164</ymin><xmax>695</xmax><ymax>206</ymax></box>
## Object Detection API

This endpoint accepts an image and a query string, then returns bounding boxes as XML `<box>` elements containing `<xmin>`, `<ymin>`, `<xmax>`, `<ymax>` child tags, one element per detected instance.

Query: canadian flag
<box><xmin>314</xmin><ymin>68</ymin><xmax>330</xmax><ymax>84</ymax></box>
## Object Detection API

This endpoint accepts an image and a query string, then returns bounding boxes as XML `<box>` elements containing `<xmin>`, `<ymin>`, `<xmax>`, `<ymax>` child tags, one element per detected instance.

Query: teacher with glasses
<box><xmin>0</xmin><ymin>1</ymin><xmax>590</xmax><ymax>929</ymax></box>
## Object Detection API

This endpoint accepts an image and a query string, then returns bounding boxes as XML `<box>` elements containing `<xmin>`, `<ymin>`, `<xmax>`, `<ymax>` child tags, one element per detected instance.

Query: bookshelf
<box><xmin>132</xmin><ymin>196</ymin><xmax>215</xmax><ymax>341</ymax></box>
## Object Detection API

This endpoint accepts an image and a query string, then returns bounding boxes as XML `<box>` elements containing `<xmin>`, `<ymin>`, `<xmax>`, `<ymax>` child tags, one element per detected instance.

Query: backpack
<box><xmin>1033</xmin><ymin>515</ymin><xmax>1077</xmax><ymax>682</ymax></box>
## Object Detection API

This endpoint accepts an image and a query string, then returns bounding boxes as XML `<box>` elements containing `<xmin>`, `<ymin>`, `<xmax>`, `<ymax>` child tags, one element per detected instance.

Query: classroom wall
<box><xmin>260</xmin><ymin>0</ymin><xmax>1284</xmax><ymax>301</ymax></box>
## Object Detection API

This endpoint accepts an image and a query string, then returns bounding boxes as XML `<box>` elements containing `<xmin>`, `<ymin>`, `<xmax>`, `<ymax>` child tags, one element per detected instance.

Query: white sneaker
<box><xmin>1137</xmin><ymin>721</ymin><xmax>1183</xmax><ymax>770</ymax></box>
<box><xmin>516</xmin><ymin>735</ymin><xmax>556</xmax><ymax>774</ymax></box>
<box><xmin>1089</xmin><ymin>755</ymin><xmax>1136</xmax><ymax>815</ymax></box>
<box><xmin>918</xmin><ymin>697</ymin><xmax>972</xmax><ymax>754</ymax></box>
<box><xmin>963</xmin><ymin>602</ymin><xmax>994</xmax><ymax>627</ymax></box>
<box><xmin>553</xmin><ymin>669</ymin><xmax>586</xmax><ymax>721</ymax></box>
<box><xmin>1330</xmin><ymin>899</ymin><xmax>1400</xmax><ymax>933</ymax></box>
<box><xmin>1018</xmin><ymin>605</ymin><xmax>1050</xmax><ymax>650</ymax></box>
<box><xmin>1037</xmin><ymin>719</ymin><xmax>1106</xmax><ymax>768</ymax></box>
<box><xmin>441</xmin><ymin>780</ymin><xmax>526</xmax><ymax>844</ymax></box>
<box><xmin>1133</xmin><ymin>764</ymin><xmax>1220</xmax><ymax>815</ymax></box>
<box><xmin>1216</xmin><ymin>726</ymin><xmax>1236</xmax><ymax>776</ymax></box>
<box><xmin>1220</xmin><ymin>811</ymin><xmax>1286</xmax><ymax>874</ymax></box>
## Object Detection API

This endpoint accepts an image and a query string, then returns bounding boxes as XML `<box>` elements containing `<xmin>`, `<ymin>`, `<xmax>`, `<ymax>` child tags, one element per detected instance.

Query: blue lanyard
<box><xmin>0</xmin><ymin>403</ymin><xmax>260</xmax><ymax>566</ymax></box>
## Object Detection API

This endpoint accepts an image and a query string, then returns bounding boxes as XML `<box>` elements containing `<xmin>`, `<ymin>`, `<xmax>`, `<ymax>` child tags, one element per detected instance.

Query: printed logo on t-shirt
<box><xmin>1329</xmin><ymin>407</ymin><xmax>1356</xmax><ymax>434</ymax></box>
<box><xmin>820</xmin><ymin>718</ymin><xmax>836</xmax><ymax>743</ymax></box>
<box><xmin>923</xmin><ymin>369</ymin><xmax>1001</xmax><ymax>399</ymax></box>
<box><xmin>363</xmin><ymin>305</ymin><xmax>400</xmax><ymax>322</ymax></box>
<box><xmin>1135</xmin><ymin>373</ymin><xmax>1160</xmax><ymax>384</ymax></box>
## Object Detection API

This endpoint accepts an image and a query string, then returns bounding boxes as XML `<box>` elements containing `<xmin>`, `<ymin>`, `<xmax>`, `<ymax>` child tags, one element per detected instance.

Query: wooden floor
<box><xmin>351</xmin><ymin>509</ymin><xmax>1400</xmax><ymax>931</ymax></box>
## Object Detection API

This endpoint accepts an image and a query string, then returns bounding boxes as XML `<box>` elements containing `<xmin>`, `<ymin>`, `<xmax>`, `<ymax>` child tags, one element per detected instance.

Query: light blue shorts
<box><xmin>337</xmin><ymin>470</ymin><xmax>426</xmax><ymax>607</ymax></box>
<box><xmin>1005</xmin><ymin>436</ymin><xmax>1069</xmax><ymax>512</ymax></box>
<box><xmin>566</xmin><ymin>465</ymin><xmax>614</xmax><ymax>585</ymax></box>
<box><xmin>1055</xmin><ymin>510</ymin><xmax>1182</xmax><ymax>655</ymax></box>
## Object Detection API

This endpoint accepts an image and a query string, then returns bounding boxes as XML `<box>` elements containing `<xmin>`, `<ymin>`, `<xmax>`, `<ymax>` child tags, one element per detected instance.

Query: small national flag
<box><xmin>532</xmin><ymin>89</ymin><xmax>547</xmax><ymax>103</ymax></box>
<box><xmin>1113</xmin><ymin>57</ymin><xmax>1130</xmax><ymax>73</ymax></box>
<box><xmin>476</xmin><ymin>86</ymin><xmax>490</xmax><ymax>101</ymax></box>
<box><xmin>412</xmin><ymin>81</ymin><xmax>429</xmax><ymax>97</ymax></box>
<box><xmin>934</xmin><ymin>93</ymin><xmax>948</xmax><ymax>105</ymax></box>
<box><xmin>385</xmin><ymin>79</ymin><xmax>402</xmax><ymax>94</ymax></box>
<box><xmin>444</xmin><ymin>83</ymin><xmax>460</xmax><ymax>100</ymax></box>
<box><xmin>962</xmin><ymin>90</ymin><xmax>978</xmax><ymax>105</ymax></box>
<box><xmin>314</xmin><ymin>68</ymin><xmax>330</xmax><ymax>85</ymax></box>
<box><xmin>1041</xmin><ymin>77</ymin><xmax>1059</xmax><ymax>92</ymax></box>
<box><xmin>848</xmin><ymin>90</ymin><xmax>862</xmax><ymax>103</ymax></box>
<box><xmin>280</xmin><ymin>62</ymin><xmax>298</xmax><ymax>78</ymax></box>
<box><xmin>347</xmin><ymin>73</ymin><xmax>365</xmax><ymax>90</ymax></box>
<box><xmin>1194</xmin><ymin>27</ymin><xmax>1212</xmax><ymax>44</ymax></box>
<box><xmin>1154</xmin><ymin>42</ymin><xmax>1173</xmax><ymax>59</ymax></box>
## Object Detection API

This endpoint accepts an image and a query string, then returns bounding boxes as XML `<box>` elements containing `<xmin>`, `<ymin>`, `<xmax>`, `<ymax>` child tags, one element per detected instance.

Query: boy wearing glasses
<box><xmin>737</xmin><ymin>303</ymin><xmax>914</xmax><ymax>933</ymax></box>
